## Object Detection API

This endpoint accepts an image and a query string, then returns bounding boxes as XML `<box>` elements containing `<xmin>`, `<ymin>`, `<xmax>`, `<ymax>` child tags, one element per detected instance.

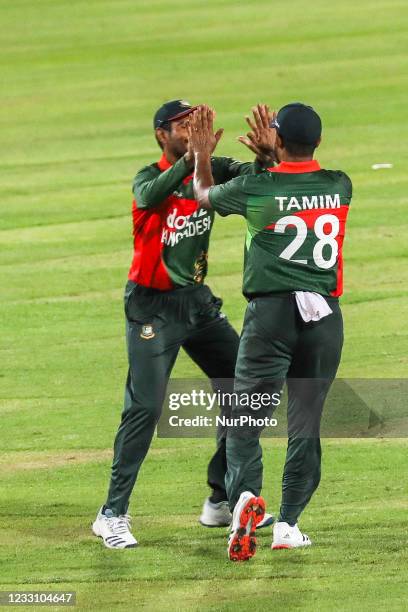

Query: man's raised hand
<box><xmin>238</xmin><ymin>103</ymin><xmax>277</xmax><ymax>164</ymax></box>
<box><xmin>188</xmin><ymin>105</ymin><xmax>224</xmax><ymax>157</ymax></box>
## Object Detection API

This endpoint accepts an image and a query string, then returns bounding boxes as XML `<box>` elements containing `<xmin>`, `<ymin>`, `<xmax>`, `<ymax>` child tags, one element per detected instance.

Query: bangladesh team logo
<box><xmin>140</xmin><ymin>324</ymin><xmax>155</xmax><ymax>340</ymax></box>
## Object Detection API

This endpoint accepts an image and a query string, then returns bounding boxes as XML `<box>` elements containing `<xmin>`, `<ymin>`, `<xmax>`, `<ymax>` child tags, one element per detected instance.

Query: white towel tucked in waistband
<box><xmin>294</xmin><ymin>291</ymin><xmax>333</xmax><ymax>323</ymax></box>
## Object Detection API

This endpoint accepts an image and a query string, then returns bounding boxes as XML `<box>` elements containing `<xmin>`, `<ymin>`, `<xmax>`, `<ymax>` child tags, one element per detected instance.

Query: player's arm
<box><xmin>212</xmin><ymin>156</ymin><xmax>266</xmax><ymax>180</ymax></box>
<box><xmin>190</xmin><ymin>106</ymin><xmax>247</xmax><ymax>216</ymax></box>
<box><xmin>188</xmin><ymin>106</ymin><xmax>218</xmax><ymax>209</ymax></box>
<box><xmin>133</xmin><ymin>154</ymin><xmax>194</xmax><ymax>209</ymax></box>
<box><xmin>195</xmin><ymin>156</ymin><xmax>248</xmax><ymax>216</ymax></box>
<box><xmin>193</xmin><ymin>152</ymin><xmax>214</xmax><ymax>210</ymax></box>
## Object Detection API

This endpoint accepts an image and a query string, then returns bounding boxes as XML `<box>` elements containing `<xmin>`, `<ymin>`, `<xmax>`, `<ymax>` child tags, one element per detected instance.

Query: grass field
<box><xmin>1</xmin><ymin>0</ymin><xmax>408</xmax><ymax>610</ymax></box>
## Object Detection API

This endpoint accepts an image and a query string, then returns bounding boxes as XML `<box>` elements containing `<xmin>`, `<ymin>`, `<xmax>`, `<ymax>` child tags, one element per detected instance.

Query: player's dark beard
<box><xmin>168</xmin><ymin>137</ymin><xmax>187</xmax><ymax>159</ymax></box>
<box><xmin>169</xmin><ymin>139</ymin><xmax>188</xmax><ymax>160</ymax></box>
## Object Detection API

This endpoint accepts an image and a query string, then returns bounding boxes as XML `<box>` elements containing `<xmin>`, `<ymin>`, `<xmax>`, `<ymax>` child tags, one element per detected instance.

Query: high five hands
<box><xmin>188</xmin><ymin>103</ymin><xmax>277</xmax><ymax>165</ymax></box>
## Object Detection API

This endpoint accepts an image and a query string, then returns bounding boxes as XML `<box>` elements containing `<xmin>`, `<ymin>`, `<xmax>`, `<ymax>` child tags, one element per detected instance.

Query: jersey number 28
<box><xmin>274</xmin><ymin>214</ymin><xmax>339</xmax><ymax>269</ymax></box>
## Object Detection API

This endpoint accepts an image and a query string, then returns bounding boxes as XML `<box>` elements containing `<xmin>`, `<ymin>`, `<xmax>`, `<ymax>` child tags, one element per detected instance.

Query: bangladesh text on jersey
<box><xmin>128</xmin><ymin>153</ymin><xmax>264</xmax><ymax>290</ymax></box>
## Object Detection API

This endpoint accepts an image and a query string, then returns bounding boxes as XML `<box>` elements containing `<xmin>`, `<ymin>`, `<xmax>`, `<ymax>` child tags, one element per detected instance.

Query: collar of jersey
<box><xmin>269</xmin><ymin>160</ymin><xmax>321</xmax><ymax>173</ymax></box>
<box><xmin>157</xmin><ymin>154</ymin><xmax>173</xmax><ymax>171</ymax></box>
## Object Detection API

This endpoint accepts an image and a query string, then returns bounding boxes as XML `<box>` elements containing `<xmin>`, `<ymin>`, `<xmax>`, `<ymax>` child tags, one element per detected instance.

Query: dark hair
<box><xmin>155</xmin><ymin>122</ymin><xmax>171</xmax><ymax>150</ymax></box>
<box><xmin>280</xmin><ymin>136</ymin><xmax>316</xmax><ymax>158</ymax></box>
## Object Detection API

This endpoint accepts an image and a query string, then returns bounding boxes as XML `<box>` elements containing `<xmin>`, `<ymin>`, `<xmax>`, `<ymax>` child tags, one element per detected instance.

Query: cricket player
<box><xmin>92</xmin><ymin>100</ymin><xmax>273</xmax><ymax>549</ymax></box>
<box><xmin>190</xmin><ymin>103</ymin><xmax>352</xmax><ymax>561</ymax></box>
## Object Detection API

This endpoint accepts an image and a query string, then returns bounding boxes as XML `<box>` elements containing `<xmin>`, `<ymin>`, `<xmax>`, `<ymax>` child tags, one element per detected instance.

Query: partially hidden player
<box><xmin>92</xmin><ymin>100</ymin><xmax>273</xmax><ymax>548</ymax></box>
<box><xmin>189</xmin><ymin>103</ymin><xmax>352</xmax><ymax>561</ymax></box>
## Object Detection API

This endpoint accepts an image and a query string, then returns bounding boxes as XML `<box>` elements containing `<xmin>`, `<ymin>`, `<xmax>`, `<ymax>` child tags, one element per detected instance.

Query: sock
<box><xmin>102</xmin><ymin>505</ymin><xmax>115</xmax><ymax>518</ymax></box>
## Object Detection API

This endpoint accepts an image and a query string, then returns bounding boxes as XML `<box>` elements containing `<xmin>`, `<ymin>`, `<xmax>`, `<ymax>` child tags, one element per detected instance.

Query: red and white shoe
<box><xmin>228</xmin><ymin>491</ymin><xmax>266</xmax><ymax>561</ymax></box>
<box><xmin>199</xmin><ymin>497</ymin><xmax>274</xmax><ymax>529</ymax></box>
<box><xmin>271</xmin><ymin>521</ymin><xmax>312</xmax><ymax>550</ymax></box>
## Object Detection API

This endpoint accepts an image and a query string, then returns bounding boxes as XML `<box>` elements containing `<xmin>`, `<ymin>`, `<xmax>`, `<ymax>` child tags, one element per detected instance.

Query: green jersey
<box><xmin>129</xmin><ymin>154</ymin><xmax>264</xmax><ymax>290</ymax></box>
<box><xmin>208</xmin><ymin>160</ymin><xmax>352</xmax><ymax>298</ymax></box>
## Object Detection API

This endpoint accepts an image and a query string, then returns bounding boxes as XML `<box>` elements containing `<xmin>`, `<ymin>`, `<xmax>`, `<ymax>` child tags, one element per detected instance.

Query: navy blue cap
<box><xmin>153</xmin><ymin>99</ymin><xmax>198</xmax><ymax>129</ymax></box>
<box><xmin>271</xmin><ymin>103</ymin><xmax>322</xmax><ymax>145</ymax></box>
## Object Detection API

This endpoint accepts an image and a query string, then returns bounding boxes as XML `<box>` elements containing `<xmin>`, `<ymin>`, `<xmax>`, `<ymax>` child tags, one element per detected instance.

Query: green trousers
<box><xmin>225</xmin><ymin>293</ymin><xmax>343</xmax><ymax>525</ymax></box>
<box><xmin>106</xmin><ymin>281</ymin><xmax>239</xmax><ymax>516</ymax></box>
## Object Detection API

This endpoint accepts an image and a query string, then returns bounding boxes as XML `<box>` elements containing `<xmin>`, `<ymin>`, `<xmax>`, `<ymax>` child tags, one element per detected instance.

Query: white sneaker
<box><xmin>258</xmin><ymin>513</ymin><xmax>275</xmax><ymax>529</ymax></box>
<box><xmin>199</xmin><ymin>498</ymin><xmax>232</xmax><ymax>527</ymax></box>
<box><xmin>228</xmin><ymin>491</ymin><xmax>266</xmax><ymax>561</ymax></box>
<box><xmin>271</xmin><ymin>521</ymin><xmax>312</xmax><ymax>549</ymax></box>
<box><xmin>92</xmin><ymin>507</ymin><xmax>138</xmax><ymax>549</ymax></box>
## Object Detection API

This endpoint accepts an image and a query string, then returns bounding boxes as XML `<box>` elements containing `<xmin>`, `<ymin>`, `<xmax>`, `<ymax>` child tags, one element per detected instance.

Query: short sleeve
<box><xmin>208</xmin><ymin>176</ymin><xmax>248</xmax><ymax>217</ymax></box>
<box><xmin>342</xmin><ymin>172</ymin><xmax>353</xmax><ymax>199</ymax></box>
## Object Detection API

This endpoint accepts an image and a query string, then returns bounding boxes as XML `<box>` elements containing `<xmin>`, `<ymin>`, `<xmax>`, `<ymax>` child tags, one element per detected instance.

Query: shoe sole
<box><xmin>271</xmin><ymin>539</ymin><xmax>312</xmax><ymax>550</ymax></box>
<box><xmin>228</xmin><ymin>496</ymin><xmax>265</xmax><ymax>562</ymax></box>
<box><xmin>92</xmin><ymin>520</ymin><xmax>138</xmax><ymax>549</ymax></box>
